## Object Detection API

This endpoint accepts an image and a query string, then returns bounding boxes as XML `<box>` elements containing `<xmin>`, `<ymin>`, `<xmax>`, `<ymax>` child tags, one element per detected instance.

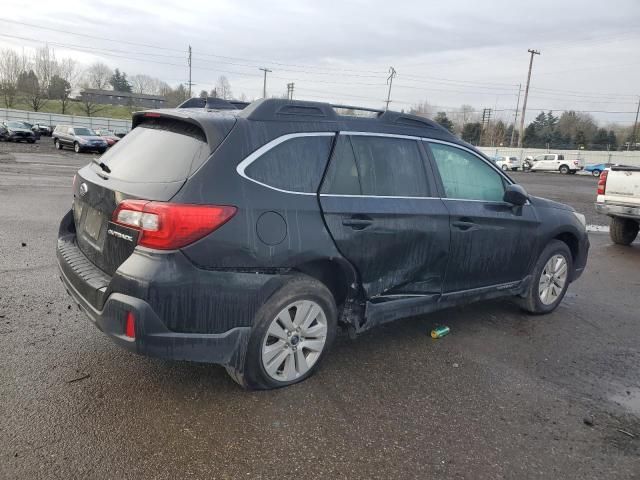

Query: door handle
<box><xmin>342</xmin><ymin>216</ymin><xmax>373</xmax><ymax>230</ymax></box>
<box><xmin>452</xmin><ymin>219</ymin><xmax>477</xmax><ymax>231</ymax></box>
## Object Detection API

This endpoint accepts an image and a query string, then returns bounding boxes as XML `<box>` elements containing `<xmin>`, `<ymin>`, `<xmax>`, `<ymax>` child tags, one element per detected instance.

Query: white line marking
<box><xmin>587</xmin><ymin>224</ymin><xmax>609</xmax><ymax>233</ymax></box>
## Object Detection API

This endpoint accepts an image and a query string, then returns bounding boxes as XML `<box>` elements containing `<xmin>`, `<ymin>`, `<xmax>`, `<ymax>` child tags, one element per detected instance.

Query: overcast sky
<box><xmin>1</xmin><ymin>0</ymin><xmax>639</xmax><ymax>125</ymax></box>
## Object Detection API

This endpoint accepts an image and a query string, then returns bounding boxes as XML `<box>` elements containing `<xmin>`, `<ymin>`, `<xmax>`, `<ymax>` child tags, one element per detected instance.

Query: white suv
<box><xmin>529</xmin><ymin>154</ymin><xmax>584</xmax><ymax>174</ymax></box>
<box><xmin>495</xmin><ymin>155</ymin><xmax>522</xmax><ymax>171</ymax></box>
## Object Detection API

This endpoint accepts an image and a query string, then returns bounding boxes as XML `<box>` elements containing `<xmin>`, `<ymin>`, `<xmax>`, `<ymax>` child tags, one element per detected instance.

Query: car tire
<box><xmin>559</xmin><ymin>165</ymin><xmax>570</xmax><ymax>174</ymax></box>
<box><xmin>519</xmin><ymin>240</ymin><xmax>573</xmax><ymax>315</ymax></box>
<box><xmin>74</xmin><ymin>142</ymin><xmax>81</xmax><ymax>153</ymax></box>
<box><xmin>610</xmin><ymin>217</ymin><xmax>639</xmax><ymax>246</ymax></box>
<box><xmin>501</xmin><ymin>165</ymin><xmax>509</xmax><ymax>171</ymax></box>
<box><xmin>54</xmin><ymin>139</ymin><xmax>62</xmax><ymax>150</ymax></box>
<box><xmin>98</xmin><ymin>148</ymin><xmax>106</xmax><ymax>154</ymax></box>
<box><xmin>591</xmin><ymin>169</ymin><xmax>601</xmax><ymax>177</ymax></box>
<box><xmin>229</xmin><ymin>274</ymin><xmax>337</xmax><ymax>390</ymax></box>
<box><xmin>27</xmin><ymin>139</ymin><xmax>35</xmax><ymax>144</ymax></box>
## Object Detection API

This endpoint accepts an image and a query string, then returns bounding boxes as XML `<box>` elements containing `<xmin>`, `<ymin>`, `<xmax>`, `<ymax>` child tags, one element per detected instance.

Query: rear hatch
<box><xmin>73</xmin><ymin>115</ymin><xmax>233</xmax><ymax>275</ymax></box>
<box><xmin>604</xmin><ymin>165</ymin><xmax>640</xmax><ymax>206</ymax></box>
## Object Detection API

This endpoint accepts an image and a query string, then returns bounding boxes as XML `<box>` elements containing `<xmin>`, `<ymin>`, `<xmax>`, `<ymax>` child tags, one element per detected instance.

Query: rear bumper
<box><xmin>55</xmin><ymin>209</ymin><xmax>281</xmax><ymax>366</ymax></box>
<box><xmin>58</xmin><ymin>260</ymin><xmax>250</xmax><ymax>365</ymax></box>
<box><xmin>595</xmin><ymin>202</ymin><xmax>640</xmax><ymax>220</ymax></box>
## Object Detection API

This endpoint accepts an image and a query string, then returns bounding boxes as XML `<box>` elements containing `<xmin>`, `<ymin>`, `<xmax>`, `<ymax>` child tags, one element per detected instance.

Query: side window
<box><xmin>428</xmin><ymin>142</ymin><xmax>506</xmax><ymax>202</ymax></box>
<box><xmin>349</xmin><ymin>135</ymin><xmax>429</xmax><ymax>197</ymax></box>
<box><xmin>321</xmin><ymin>135</ymin><xmax>361</xmax><ymax>195</ymax></box>
<box><xmin>545</xmin><ymin>155</ymin><xmax>555</xmax><ymax>160</ymax></box>
<box><xmin>558</xmin><ymin>155</ymin><xmax>564</xmax><ymax>160</ymax></box>
<box><xmin>244</xmin><ymin>135</ymin><xmax>333</xmax><ymax>193</ymax></box>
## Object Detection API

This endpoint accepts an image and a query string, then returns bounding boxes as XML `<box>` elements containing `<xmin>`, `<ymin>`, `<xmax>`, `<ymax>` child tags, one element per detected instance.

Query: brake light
<box><xmin>125</xmin><ymin>312</ymin><xmax>135</xmax><ymax>339</ymax></box>
<box><xmin>597</xmin><ymin>170</ymin><xmax>608</xmax><ymax>195</ymax></box>
<box><xmin>144</xmin><ymin>112</ymin><xmax>161</xmax><ymax>118</ymax></box>
<box><xmin>113</xmin><ymin>200</ymin><xmax>237</xmax><ymax>250</ymax></box>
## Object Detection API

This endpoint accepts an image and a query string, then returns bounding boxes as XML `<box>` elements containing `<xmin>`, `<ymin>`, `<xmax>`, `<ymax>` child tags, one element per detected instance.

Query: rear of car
<box><xmin>596</xmin><ymin>165</ymin><xmax>640</xmax><ymax>245</ymax></box>
<box><xmin>3</xmin><ymin>121</ymin><xmax>36</xmax><ymax>143</ymax></box>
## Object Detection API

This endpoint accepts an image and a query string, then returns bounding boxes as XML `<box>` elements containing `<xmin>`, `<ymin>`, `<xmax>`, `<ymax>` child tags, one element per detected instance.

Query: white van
<box><xmin>529</xmin><ymin>154</ymin><xmax>584</xmax><ymax>174</ymax></box>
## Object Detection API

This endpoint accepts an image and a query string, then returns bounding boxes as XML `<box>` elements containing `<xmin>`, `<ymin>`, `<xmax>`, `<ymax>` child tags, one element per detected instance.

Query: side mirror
<box><xmin>503</xmin><ymin>184</ymin><xmax>529</xmax><ymax>206</ymax></box>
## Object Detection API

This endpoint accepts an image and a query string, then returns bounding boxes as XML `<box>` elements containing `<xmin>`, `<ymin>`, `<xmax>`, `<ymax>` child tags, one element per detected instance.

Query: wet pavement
<box><xmin>1</xmin><ymin>152</ymin><xmax>638</xmax><ymax>479</ymax></box>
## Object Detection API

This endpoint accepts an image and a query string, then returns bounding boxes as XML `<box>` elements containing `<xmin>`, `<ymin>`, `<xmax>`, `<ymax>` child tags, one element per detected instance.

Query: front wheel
<box><xmin>591</xmin><ymin>169</ymin><xmax>601</xmax><ymax>177</ymax></box>
<box><xmin>229</xmin><ymin>274</ymin><xmax>337</xmax><ymax>390</ymax></box>
<box><xmin>610</xmin><ymin>217</ymin><xmax>639</xmax><ymax>246</ymax></box>
<box><xmin>559</xmin><ymin>165</ymin><xmax>570</xmax><ymax>174</ymax></box>
<box><xmin>54</xmin><ymin>139</ymin><xmax>62</xmax><ymax>150</ymax></box>
<box><xmin>74</xmin><ymin>142</ymin><xmax>81</xmax><ymax>153</ymax></box>
<box><xmin>519</xmin><ymin>240</ymin><xmax>573</xmax><ymax>315</ymax></box>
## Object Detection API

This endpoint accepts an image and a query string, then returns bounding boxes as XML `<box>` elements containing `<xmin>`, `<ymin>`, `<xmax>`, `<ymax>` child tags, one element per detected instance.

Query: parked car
<box><xmin>15</xmin><ymin>121</ymin><xmax>40</xmax><ymax>140</ymax></box>
<box><xmin>0</xmin><ymin>121</ymin><xmax>37</xmax><ymax>143</ymax></box>
<box><xmin>584</xmin><ymin>162</ymin><xmax>614</xmax><ymax>177</ymax></box>
<box><xmin>56</xmin><ymin>99</ymin><xmax>589</xmax><ymax>389</ymax></box>
<box><xmin>595</xmin><ymin>165</ymin><xmax>640</xmax><ymax>245</ymax></box>
<box><xmin>495</xmin><ymin>155</ymin><xmax>522</xmax><ymax>171</ymax></box>
<box><xmin>94</xmin><ymin>129</ymin><xmax>121</xmax><ymax>147</ymax></box>
<box><xmin>32</xmin><ymin>123</ymin><xmax>52</xmax><ymax>137</ymax></box>
<box><xmin>529</xmin><ymin>154</ymin><xmax>584</xmax><ymax>174</ymax></box>
<box><xmin>52</xmin><ymin>125</ymin><xmax>108</xmax><ymax>153</ymax></box>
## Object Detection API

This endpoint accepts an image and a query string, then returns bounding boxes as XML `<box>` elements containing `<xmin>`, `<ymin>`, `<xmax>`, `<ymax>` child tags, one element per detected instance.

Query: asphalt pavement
<box><xmin>1</xmin><ymin>150</ymin><xmax>638</xmax><ymax>479</ymax></box>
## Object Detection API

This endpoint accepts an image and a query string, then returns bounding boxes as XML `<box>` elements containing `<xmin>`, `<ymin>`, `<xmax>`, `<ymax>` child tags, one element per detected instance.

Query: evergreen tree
<box><xmin>434</xmin><ymin>112</ymin><xmax>454</xmax><ymax>133</ymax></box>
<box><xmin>109</xmin><ymin>68</ymin><xmax>132</xmax><ymax>92</ymax></box>
<box><xmin>461</xmin><ymin>122</ymin><xmax>481</xmax><ymax>144</ymax></box>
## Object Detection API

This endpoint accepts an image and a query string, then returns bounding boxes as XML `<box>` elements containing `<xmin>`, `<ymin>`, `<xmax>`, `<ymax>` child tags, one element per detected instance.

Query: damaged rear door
<box><xmin>319</xmin><ymin>133</ymin><xmax>450</xmax><ymax>298</ymax></box>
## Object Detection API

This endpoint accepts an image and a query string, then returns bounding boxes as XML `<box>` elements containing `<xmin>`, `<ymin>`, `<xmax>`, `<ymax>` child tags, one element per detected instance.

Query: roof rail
<box><xmin>177</xmin><ymin>97</ymin><xmax>249</xmax><ymax>110</ymax></box>
<box><xmin>238</xmin><ymin>98</ymin><xmax>446</xmax><ymax>133</ymax></box>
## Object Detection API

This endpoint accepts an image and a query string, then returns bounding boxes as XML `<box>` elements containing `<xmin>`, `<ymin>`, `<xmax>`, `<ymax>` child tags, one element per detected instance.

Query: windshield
<box><xmin>97</xmin><ymin>123</ymin><xmax>210</xmax><ymax>183</ymax></box>
<box><xmin>74</xmin><ymin>127</ymin><xmax>96</xmax><ymax>136</ymax></box>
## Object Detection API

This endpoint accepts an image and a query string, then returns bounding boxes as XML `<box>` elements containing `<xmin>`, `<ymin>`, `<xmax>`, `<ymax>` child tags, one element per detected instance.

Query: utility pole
<box><xmin>481</xmin><ymin>108</ymin><xmax>492</xmax><ymax>146</ymax></box>
<box><xmin>629</xmin><ymin>96</ymin><xmax>640</xmax><ymax>151</ymax></box>
<box><xmin>187</xmin><ymin>45</ymin><xmax>193</xmax><ymax>98</ymax></box>
<box><xmin>385</xmin><ymin>66</ymin><xmax>396</xmax><ymax>111</ymax></box>
<box><xmin>287</xmin><ymin>82</ymin><xmax>295</xmax><ymax>100</ymax></box>
<box><xmin>518</xmin><ymin>49</ymin><xmax>540</xmax><ymax>148</ymax></box>
<box><xmin>510</xmin><ymin>83</ymin><xmax>522</xmax><ymax>147</ymax></box>
<box><xmin>259</xmin><ymin>67</ymin><xmax>272</xmax><ymax>98</ymax></box>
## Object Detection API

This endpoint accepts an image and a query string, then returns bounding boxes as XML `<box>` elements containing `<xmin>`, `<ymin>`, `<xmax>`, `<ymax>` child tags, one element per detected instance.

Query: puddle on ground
<box><xmin>610</xmin><ymin>387</ymin><xmax>640</xmax><ymax>416</ymax></box>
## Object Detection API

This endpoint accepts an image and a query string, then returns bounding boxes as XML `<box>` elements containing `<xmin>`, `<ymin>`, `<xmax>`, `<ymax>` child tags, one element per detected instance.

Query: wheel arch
<box><xmin>553</xmin><ymin>231</ymin><xmax>579</xmax><ymax>264</ymax></box>
<box><xmin>292</xmin><ymin>257</ymin><xmax>358</xmax><ymax>307</ymax></box>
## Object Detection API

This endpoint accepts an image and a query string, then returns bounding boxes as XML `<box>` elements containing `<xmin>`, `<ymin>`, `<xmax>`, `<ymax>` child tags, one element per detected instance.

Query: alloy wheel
<box><xmin>261</xmin><ymin>300</ymin><xmax>328</xmax><ymax>382</ymax></box>
<box><xmin>538</xmin><ymin>254</ymin><xmax>568</xmax><ymax>305</ymax></box>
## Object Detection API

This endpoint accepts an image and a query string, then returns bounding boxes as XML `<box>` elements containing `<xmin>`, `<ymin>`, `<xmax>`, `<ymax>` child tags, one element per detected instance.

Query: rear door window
<box><xmin>349</xmin><ymin>135</ymin><xmax>429</xmax><ymax>197</ymax></box>
<box><xmin>321</xmin><ymin>135</ymin><xmax>361</xmax><ymax>195</ymax></box>
<box><xmin>99</xmin><ymin>122</ymin><xmax>211</xmax><ymax>183</ymax></box>
<box><xmin>244</xmin><ymin>134</ymin><xmax>334</xmax><ymax>193</ymax></box>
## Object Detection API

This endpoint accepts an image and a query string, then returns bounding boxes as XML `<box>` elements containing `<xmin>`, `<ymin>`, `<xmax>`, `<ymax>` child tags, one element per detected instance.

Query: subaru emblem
<box><xmin>79</xmin><ymin>183</ymin><xmax>88</xmax><ymax>196</ymax></box>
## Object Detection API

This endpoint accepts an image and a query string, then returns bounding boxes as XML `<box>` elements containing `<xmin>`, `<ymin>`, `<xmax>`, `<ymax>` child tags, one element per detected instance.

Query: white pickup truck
<box><xmin>528</xmin><ymin>153</ymin><xmax>584</xmax><ymax>174</ymax></box>
<box><xmin>595</xmin><ymin>165</ymin><xmax>640</xmax><ymax>245</ymax></box>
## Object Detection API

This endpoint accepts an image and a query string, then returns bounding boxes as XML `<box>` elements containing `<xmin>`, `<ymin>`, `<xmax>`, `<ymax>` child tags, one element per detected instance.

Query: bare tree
<box><xmin>18</xmin><ymin>70</ymin><xmax>47</xmax><ymax>111</ymax></box>
<box><xmin>215</xmin><ymin>76</ymin><xmax>232</xmax><ymax>100</ymax></box>
<box><xmin>78</xmin><ymin>82</ymin><xmax>103</xmax><ymax>116</ymax></box>
<box><xmin>84</xmin><ymin>62</ymin><xmax>112</xmax><ymax>90</ymax></box>
<box><xmin>409</xmin><ymin>99</ymin><xmax>434</xmax><ymax>118</ymax></box>
<box><xmin>130</xmin><ymin>74</ymin><xmax>155</xmax><ymax>94</ymax></box>
<box><xmin>58</xmin><ymin>58</ymin><xmax>79</xmax><ymax>88</ymax></box>
<box><xmin>0</xmin><ymin>48</ymin><xmax>28</xmax><ymax>108</ymax></box>
<box><xmin>33</xmin><ymin>46</ymin><xmax>57</xmax><ymax>94</ymax></box>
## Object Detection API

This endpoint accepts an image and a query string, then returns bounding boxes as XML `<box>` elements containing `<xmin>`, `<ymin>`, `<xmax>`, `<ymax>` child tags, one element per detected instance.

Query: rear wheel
<box><xmin>610</xmin><ymin>217</ymin><xmax>639</xmax><ymax>246</ymax></box>
<box><xmin>501</xmin><ymin>164</ymin><xmax>509</xmax><ymax>171</ymax></box>
<box><xmin>519</xmin><ymin>240</ymin><xmax>572</xmax><ymax>314</ymax></box>
<box><xmin>228</xmin><ymin>274</ymin><xmax>337</xmax><ymax>390</ymax></box>
<box><xmin>559</xmin><ymin>165</ymin><xmax>570</xmax><ymax>174</ymax></box>
<box><xmin>591</xmin><ymin>169</ymin><xmax>601</xmax><ymax>177</ymax></box>
<box><xmin>74</xmin><ymin>142</ymin><xmax>81</xmax><ymax>153</ymax></box>
<box><xmin>54</xmin><ymin>139</ymin><xmax>62</xmax><ymax>150</ymax></box>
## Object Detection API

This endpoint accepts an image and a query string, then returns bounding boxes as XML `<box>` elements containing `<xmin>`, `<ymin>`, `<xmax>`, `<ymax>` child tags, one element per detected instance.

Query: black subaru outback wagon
<box><xmin>57</xmin><ymin>98</ymin><xmax>589</xmax><ymax>389</ymax></box>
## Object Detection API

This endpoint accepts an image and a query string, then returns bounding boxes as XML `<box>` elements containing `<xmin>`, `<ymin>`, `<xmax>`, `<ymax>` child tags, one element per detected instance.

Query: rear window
<box><xmin>98</xmin><ymin>122</ymin><xmax>210</xmax><ymax>183</ymax></box>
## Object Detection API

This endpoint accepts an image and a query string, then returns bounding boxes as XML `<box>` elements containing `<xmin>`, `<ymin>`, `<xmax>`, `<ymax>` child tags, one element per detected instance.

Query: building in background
<box><xmin>79</xmin><ymin>89</ymin><xmax>166</xmax><ymax>108</ymax></box>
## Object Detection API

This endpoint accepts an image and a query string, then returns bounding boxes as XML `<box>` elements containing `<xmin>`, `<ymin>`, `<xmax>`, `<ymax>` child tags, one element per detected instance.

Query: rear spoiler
<box><xmin>177</xmin><ymin>97</ymin><xmax>250</xmax><ymax>111</ymax></box>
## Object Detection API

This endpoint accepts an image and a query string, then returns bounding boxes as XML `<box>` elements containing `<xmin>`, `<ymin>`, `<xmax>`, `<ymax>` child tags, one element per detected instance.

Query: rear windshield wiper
<box><xmin>92</xmin><ymin>158</ymin><xmax>111</xmax><ymax>174</ymax></box>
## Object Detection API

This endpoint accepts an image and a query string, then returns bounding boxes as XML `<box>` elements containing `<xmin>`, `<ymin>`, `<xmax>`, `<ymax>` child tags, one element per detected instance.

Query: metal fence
<box><xmin>478</xmin><ymin>146</ymin><xmax>640</xmax><ymax>167</ymax></box>
<box><xmin>0</xmin><ymin>108</ymin><xmax>131</xmax><ymax>133</ymax></box>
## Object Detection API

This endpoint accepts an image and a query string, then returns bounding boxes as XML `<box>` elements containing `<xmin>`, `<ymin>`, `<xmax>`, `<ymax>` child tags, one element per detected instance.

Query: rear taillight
<box><xmin>597</xmin><ymin>170</ymin><xmax>608</xmax><ymax>195</ymax></box>
<box><xmin>125</xmin><ymin>312</ymin><xmax>136</xmax><ymax>339</ymax></box>
<box><xmin>112</xmin><ymin>200</ymin><xmax>237</xmax><ymax>250</ymax></box>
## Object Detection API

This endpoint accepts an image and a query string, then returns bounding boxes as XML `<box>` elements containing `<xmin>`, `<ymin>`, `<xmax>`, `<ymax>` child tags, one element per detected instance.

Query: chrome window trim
<box><xmin>236</xmin><ymin>132</ymin><xmax>335</xmax><ymax>195</ymax></box>
<box><xmin>319</xmin><ymin>194</ymin><xmax>439</xmax><ymax>200</ymax></box>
